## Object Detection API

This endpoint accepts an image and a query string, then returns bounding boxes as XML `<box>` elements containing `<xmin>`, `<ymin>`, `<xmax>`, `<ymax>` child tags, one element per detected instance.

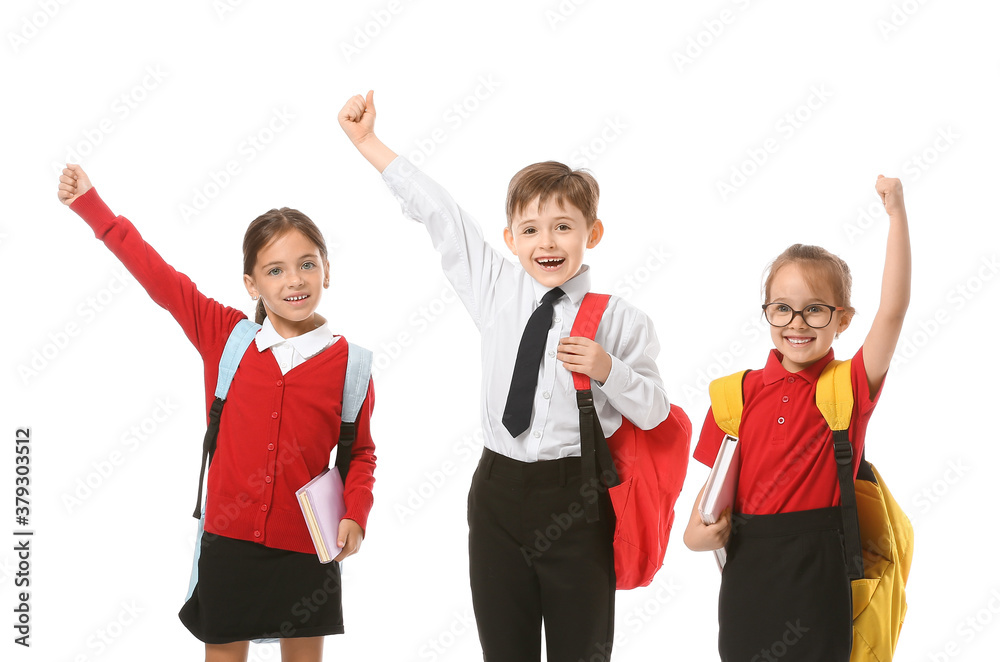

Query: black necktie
<box><xmin>502</xmin><ymin>287</ymin><xmax>565</xmax><ymax>438</ymax></box>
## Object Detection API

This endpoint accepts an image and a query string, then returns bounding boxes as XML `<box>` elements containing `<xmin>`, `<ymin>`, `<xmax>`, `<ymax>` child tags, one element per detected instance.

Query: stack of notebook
<box><xmin>296</xmin><ymin>468</ymin><xmax>347</xmax><ymax>564</ymax></box>
<box><xmin>697</xmin><ymin>434</ymin><xmax>740</xmax><ymax>571</ymax></box>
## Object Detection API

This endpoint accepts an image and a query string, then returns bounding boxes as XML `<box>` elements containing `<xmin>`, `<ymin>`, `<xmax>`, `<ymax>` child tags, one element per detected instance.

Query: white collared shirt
<box><xmin>382</xmin><ymin>157</ymin><xmax>670</xmax><ymax>461</ymax></box>
<box><xmin>254</xmin><ymin>317</ymin><xmax>340</xmax><ymax>375</ymax></box>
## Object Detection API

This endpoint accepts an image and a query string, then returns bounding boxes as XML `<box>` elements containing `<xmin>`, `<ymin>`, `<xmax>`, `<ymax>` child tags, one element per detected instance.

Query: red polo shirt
<box><xmin>693</xmin><ymin>346</ymin><xmax>881</xmax><ymax>515</ymax></box>
<box><xmin>71</xmin><ymin>189</ymin><xmax>376</xmax><ymax>554</ymax></box>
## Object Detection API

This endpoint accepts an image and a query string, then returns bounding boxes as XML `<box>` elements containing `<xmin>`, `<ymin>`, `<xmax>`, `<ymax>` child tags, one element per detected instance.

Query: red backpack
<box><xmin>571</xmin><ymin>293</ymin><xmax>692</xmax><ymax>590</ymax></box>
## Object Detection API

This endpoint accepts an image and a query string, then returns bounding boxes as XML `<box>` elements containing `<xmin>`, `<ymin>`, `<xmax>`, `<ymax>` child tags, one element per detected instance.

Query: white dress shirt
<box><xmin>382</xmin><ymin>157</ymin><xmax>670</xmax><ymax>462</ymax></box>
<box><xmin>254</xmin><ymin>317</ymin><xmax>339</xmax><ymax>375</ymax></box>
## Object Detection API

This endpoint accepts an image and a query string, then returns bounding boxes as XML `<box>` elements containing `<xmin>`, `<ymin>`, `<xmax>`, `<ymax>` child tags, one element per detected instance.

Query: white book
<box><xmin>698</xmin><ymin>434</ymin><xmax>740</xmax><ymax>572</ymax></box>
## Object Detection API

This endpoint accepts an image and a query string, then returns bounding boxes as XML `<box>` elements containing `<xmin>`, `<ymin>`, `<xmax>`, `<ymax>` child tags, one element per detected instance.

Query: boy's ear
<box><xmin>586</xmin><ymin>219</ymin><xmax>604</xmax><ymax>249</ymax></box>
<box><xmin>243</xmin><ymin>273</ymin><xmax>258</xmax><ymax>298</ymax></box>
<box><xmin>503</xmin><ymin>226</ymin><xmax>518</xmax><ymax>255</ymax></box>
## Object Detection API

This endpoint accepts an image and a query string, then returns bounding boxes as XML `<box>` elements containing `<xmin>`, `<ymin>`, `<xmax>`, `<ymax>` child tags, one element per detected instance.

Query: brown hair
<box><xmin>243</xmin><ymin>208</ymin><xmax>328</xmax><ymax>324</ymax></box>
<box><xmin>763</xmin><ymin>244</ymin><xmax>856</xmax><ymax>316</ymax></box>
<box><xmin>505</xmin><ymin>161</ymin><xmax>599</xmax><ymax>227</ymax></box>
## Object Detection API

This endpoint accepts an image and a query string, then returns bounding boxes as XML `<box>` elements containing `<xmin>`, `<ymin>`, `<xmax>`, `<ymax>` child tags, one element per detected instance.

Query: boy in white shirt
<box><xmin>340</xmin><ymin>91</ymin><xmax>669</xmax><ymax>662</ymax></box>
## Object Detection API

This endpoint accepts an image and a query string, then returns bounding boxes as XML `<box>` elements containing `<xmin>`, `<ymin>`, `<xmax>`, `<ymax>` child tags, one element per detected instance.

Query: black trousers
<box><xmin>468</xmin><ymin>448</ymin><xmax>616</xmax><ymax>662</ymax></box>
<box><xmin>719</xmin><ymin>507</ymin><xmax>853</xmax><ymax>662</ymax></box>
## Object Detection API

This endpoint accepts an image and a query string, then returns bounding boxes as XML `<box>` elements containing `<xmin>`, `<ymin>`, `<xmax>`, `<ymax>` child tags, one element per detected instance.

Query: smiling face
<box><xmin>503</xmin><ymin>196</ymin><xmax>603</xmax><ymax>288</ymax></box>
<box><xmin>766</xmin><ymin>262</ymin><xmax>851</xmax><ymax>372</ymax></box>
<box><xmin>243</xmin><ymin>229</ymin><xmax>330</xmax><ymax>338</ymax></box>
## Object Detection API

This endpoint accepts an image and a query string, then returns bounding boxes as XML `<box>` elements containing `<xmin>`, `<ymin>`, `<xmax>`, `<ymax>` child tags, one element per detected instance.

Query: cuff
<box><xmin>69</xmin><ymin>188</ymin><xmax>117</xmax><ymax>236</ymax></box>
<box><xmin>594</xmin><ymin>354</ymin><xmax>627</xmax><ymax>398</ymax></box>
<box><xmin>380</xmin><ymin>156</ymin><xmax>424</xmax><ymax>223</ymax></box>
<box><xmin>343</xmin><ymin>490</ymin><xmax>374</xmax><ymax>533</ymax></box>
<box><xmin>380</xmin><ymin>154</ymin><xmax>411</xmax><ymax>184</ymax></box>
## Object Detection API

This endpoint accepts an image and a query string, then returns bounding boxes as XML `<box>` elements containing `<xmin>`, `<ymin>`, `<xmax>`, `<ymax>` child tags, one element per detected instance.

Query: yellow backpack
<box><xmin>708</xmin><ymin>359</ymin><xmax>913</xmax><ymax>661</ymax></box>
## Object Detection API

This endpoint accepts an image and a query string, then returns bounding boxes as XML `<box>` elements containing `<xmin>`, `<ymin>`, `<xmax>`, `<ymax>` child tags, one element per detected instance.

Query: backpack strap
<box><xmin>570</xmin><ymin>293</ymin><xmax>619</xmax><ymax>523</ymax></box>
<box><xmin>816</xmin><ymin>359</ymin><xmax>864</xmax><ymax>580</ymax></box>
<box><xmin>193</xmin><ymin>319</ymin><xmax>261</xmax><ymax>519</ymax></box>
<box><xmin>569</xmin><ymin>293</ymin><xmax>610</xmax><ymax>390</ymax></box>
<box><xmin>333</xmin><ymin>342</ymin><xmax>374</xmax><ymax>484</ymax></box>
<box><xmin>815</xmin><ymin>359</ymin><xmax>854</xmax><ymax>431</ymax></box>
<box><xmin>708</xmin><ymin>371</ymin><xmax>750</xmax><ymax>438</ymax></box>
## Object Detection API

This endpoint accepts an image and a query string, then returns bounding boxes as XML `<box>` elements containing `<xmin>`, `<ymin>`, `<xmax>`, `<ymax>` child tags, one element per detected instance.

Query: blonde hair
<box><xmin>763</xmin><ymin>244</ymin><xmax>856</xmax><ymax>316</ymax></box>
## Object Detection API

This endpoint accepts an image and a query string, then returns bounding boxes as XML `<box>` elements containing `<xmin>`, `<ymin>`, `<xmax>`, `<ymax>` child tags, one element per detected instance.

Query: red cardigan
<box><xmin>71</xmin><ymin>189</ymin><xmax>376</xmax><ymax>554</ymax></box>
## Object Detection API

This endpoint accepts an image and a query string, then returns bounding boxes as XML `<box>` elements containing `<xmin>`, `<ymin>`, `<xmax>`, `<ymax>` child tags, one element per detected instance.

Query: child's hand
<box><xmin>682</xmin><ymin>506</ymin><xmax>732</xmax><ymax>552</ymax></box>
<box><xmin>558</xmin><ymin>337</ymin><xmax>612</xmax><ymax>384</ymax></box>
<box><xmin>339</xmin><ymin>90</ymin><xmax>377</xmax><ymax>146</ymax></box>
<box><xmin>876</xmin><ymin>174</ymin><xmax>905</xmax><ymax>218</ymax></box>
<box><xmin>332</xmin><ymin>518</ymin><xmax>364</xmax><ymax>562</ymax></box>
<box><xmin>57</xmin><ymin>164</ymin><xmax>92</xmax><ymax>206</ymax></box>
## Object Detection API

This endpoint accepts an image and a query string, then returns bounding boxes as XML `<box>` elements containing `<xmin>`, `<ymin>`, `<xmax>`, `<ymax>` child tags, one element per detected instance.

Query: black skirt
<box><xmin>718</xmin><ymin>507</ymin><xmax>853</xmax><ymax>662</ymax></box>
<box><xmin>179</xmin><ymin>532</ymin><xmax>344</xmax><ymax>644</ymax></box>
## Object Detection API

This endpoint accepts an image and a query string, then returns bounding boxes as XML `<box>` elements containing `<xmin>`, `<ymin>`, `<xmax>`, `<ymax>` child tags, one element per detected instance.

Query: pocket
<box><xmin>851</xmin><ymin>577</ymin><xmax>880</xmax><ymax>620</ymax></box>
<box><xmin>607</xmin><ymin>476</ymin><xmax>634</xmax><ymax>540</ymax></box>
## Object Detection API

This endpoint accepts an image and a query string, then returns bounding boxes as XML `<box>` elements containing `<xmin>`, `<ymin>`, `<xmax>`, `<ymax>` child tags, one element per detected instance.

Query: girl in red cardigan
<box><xmin>58</xmin><ymin>164</ymin><xmax>376</xmax><ymax>662</ymax></box>
<box><xmin>683</xmin><ymin>176</ymin><xmax>911</xmax><ymax>661</ymax></box>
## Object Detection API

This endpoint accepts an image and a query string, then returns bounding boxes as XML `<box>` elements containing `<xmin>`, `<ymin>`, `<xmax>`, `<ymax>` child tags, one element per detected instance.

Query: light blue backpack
<box><xmin>186</xmin><ymin>318</ymin><xmax>373</xmax><ymax>642</ymax></box>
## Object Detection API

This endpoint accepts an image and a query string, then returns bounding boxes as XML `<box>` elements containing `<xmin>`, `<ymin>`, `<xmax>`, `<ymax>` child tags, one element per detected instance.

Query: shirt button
<box><xmin>267</xmin><ymin>443</ymin><xmax>275</xmax><ymax>451</ymax></box>
<box><xmin>276</xmin><ymin>380</ymin><xmax>283</xmax><ymax>387</ymax></box>
<box><xmin>782</xmin><ymin>396</ymin><xmax>789</xmax><ymax>403</ymax></box>
<box><xmin>260</xmin><ymin>504</ymin><xmax>268</xmax><ymax>512</ymax></box>
<box><xmin>253</xmin><ymin>530</ymin><xmax>261</xmax><ymax>538</ymax></box>
<box><xmin>542</xmin><ymin>391</ymin><xmax>550</xmax><ymax>399</ymax></box>
<box><xmin>271</xmin><ymin>412</ymin><xmax>278</xmax><ymax>419</ymax></box>
<box><xmin>533</xmin><ymin>431</ymin><xmax>541</xmax><ymax>439</ymax></box>
<box><xmin>778</xmin><ymin>417</ymin><xmax>785</xmax><ymax>424</ymax></box>
<box><xmin>265</xmin><ymin>475</ymin><xmax>272</xmax><ymax>484</ymax></box>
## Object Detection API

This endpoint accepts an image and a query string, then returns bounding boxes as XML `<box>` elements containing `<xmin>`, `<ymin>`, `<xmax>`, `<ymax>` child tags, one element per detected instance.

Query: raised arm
<box><xmin>58</xmin><ymin>164</ymin><xmax>242</xmax><ymax>356</ymax></box>
<box><xmin>861</xmin><ymin>175</ymin><xmax>911</xmax><ymax>394</ymax></box>
<box><xmin>57</xmin><ymin>163</ymin><xmax>93</xmax><ymax>206</ymax></box>
<box><xmin>339</xmin><ymin>90</ymin><xmax>398</xmax><ymax>173</ymax></box>
<box><xmin>338</xmin><ymin>90</ymin><xmax>515</xmax><ymax>330</ymax></box>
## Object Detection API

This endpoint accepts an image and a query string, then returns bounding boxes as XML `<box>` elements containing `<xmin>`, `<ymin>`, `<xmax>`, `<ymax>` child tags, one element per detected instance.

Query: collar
<box><xmin>530</xmin><ymin>264</ymin><xmax>592</xmax><ymax>305</ymax></box>
<box><xmin>254</xmin><ymin>317</ymin><xmax>337</xmax><ymax>360</ymax></box>
<box><xmin>762</xmin><ymin>347</ymin><xmax>835</xmax><ymax>385</ymax></box>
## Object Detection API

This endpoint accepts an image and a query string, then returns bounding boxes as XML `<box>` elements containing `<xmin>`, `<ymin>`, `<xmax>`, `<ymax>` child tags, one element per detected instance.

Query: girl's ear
<box><xmin>587</xmin><ymin>219</ymin><xmax>604</xmax><ymax>249</ymax></box>
<box><xmin>244</xmin><ymin>273</ymin><xmax>257</xmax><ymax>299</ymax></box>
<box><xmin>836</xmin><ymin>310</ymin><xmax>853</xmax><ymax>337</ymax></box>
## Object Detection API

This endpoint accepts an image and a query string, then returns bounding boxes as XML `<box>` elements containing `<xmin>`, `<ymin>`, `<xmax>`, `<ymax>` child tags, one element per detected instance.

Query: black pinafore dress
<box><xmin>718</xmin><ymin>506</ymin><xmax>853</xmax><ymax>662</ymax></box>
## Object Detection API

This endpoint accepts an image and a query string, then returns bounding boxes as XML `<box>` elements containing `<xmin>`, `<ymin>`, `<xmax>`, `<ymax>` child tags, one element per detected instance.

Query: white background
<box><xmin>2</xmin><ymin>0</ymin><xmax>997</xmax><ymax>660</ymax></box>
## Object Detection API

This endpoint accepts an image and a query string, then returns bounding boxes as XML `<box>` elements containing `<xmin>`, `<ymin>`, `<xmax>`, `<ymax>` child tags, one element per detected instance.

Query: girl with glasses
<box><xmin>682</xmin><ymin>175</ymin><xmax>912</xmax><ymax>661</ymax></box>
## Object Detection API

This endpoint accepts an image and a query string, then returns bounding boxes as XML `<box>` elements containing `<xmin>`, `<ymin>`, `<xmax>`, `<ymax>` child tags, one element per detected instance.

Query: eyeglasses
<box><xmin>761</xmin><ymin>303</ymin><xmax>844</xmax><ymax>329</ymax></box>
